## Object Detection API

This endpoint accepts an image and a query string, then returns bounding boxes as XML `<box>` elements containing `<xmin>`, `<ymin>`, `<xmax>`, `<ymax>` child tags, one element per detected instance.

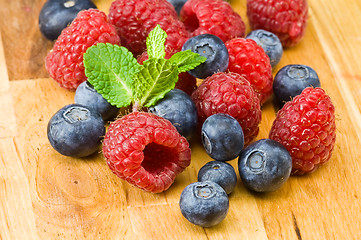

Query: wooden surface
<box><xmin>1</xmin><ymin>0</ymin><xmax>361</xmax><ymax>239</ymax></box>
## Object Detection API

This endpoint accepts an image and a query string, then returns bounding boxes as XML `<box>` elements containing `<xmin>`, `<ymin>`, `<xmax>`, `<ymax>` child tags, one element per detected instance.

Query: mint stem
<box><xmin>132</xmin><ymin>102</ymin><xmax>141</xmax><ymax>112</ymax></box>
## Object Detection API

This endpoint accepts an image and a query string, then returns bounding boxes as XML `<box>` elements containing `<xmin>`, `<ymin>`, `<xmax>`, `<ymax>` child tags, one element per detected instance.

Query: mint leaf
<box><xmin>169</xmin><ymin>49</ymin><xmax>207</xmax><ymax>73</ymax></box>
<box><xmin>133</xmin><ymin>58</ymin><xmax>178</xmax><ymax>107</ymax></box>
<box><xmin>146</xmin><ymin>25</ymin><xmax>167</xmax><ymax>59</ymax></box>
<box><xmin>84</xmin><ymin>43</ymin><xmax>142</xmax><ymax>108</ymax></box>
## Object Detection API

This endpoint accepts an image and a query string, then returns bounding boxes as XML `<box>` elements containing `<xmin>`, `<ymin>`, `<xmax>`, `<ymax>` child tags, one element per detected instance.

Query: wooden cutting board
<box><xmin>1</xmin><ymin>0</ymin><xmax>361</xmax><ymax>239</ymax></box>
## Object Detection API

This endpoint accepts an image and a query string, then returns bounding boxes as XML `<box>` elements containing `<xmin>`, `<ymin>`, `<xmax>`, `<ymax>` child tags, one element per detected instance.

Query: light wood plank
<box><xmin>0</xmin><ymin>138</ymin><xmax>38</xmax><ymax>239</ymax></box>
<box><xmin>309</xmin><ymin>0</ymin><xmax>361</xmax><ymax>141</ymax></box>
<box><xmin>0</xmin><ymin>0</ymin><xmax>53</xmax><ymax>81</ymax></box>
<box><xmin>0</xmin><ymin>32</ymin><xmax>17</xmax><ymax>138</ymax></box>
<box><xmin>0</xmin><ymin>32</ymin><xmax>38</xmax><ymax>239</ymax></box>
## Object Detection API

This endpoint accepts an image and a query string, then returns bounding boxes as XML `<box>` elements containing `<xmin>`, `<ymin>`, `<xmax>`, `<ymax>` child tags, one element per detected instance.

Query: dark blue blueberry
<box><xmin>238</xmin><ymin>139</ymin><xmax>292</xmax><ymax>192</ymax></box>
<box><xmin>47</xmin><ymin>104</ymin><xmax>105</xmax><ymax>157</ymax></box>
<box><xmin>201</xmin><ymin>114</ymin><xmax>244</xmax><ymax>161</ymax></box>
<box><xmin>179</xmin><ymin>181</ymin><xmax>229</xmax><ymax>227</ymax></box>
<box><xmin>75</xmin><ymin>81</ymin><xmax>119</xmax><ymax>121</ymax></box>
<box><xmin>39</xmin><ymin>0</ymin><xmax>97</xmax><ymax>40</ymax></box>
<box><xmin>198</xmin><ymin>161</ymin><xmax>237</xmax><ymax>195</ymax></box>
<box><xmin>273</xmin><ymin>64</ymin><xmax>321</xmax><ymax>107</ymax></box>
<box><xmin>246</xmin><ymin>29</ymin><xmax>283</xmax><ymax>69</ymax></box>
<box><xmin>167</xmin><ymin>0</ymin><xmax>187</xmax><ymax>15</ymax></box>
<box><xmin>181</xmin><ymin>34</ymin><xmax>229</xmax><ymax>79</ymax></box>
<box><xmin>148</xmin><ymin>89</ymin><xmax>198</xmax><ymax>140</ymax></box>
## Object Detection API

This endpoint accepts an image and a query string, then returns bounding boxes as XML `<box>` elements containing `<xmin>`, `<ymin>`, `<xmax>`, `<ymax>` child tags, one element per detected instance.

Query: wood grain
<box><xmin>1</xmin><ymin>0</ymin><xmax>361</xmax><ymax>239</ymax></box>
<box><xmin>0</xmin><ymin>0</ymin><xmax>53</xmax><ymax>81</ymax></box>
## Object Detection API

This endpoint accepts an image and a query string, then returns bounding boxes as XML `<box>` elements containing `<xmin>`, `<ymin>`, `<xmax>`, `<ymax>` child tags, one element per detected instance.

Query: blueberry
<box><xmin>179</xmin><ymin>181</ymin><xmax>229</xmax><ymax>227</ymax></box>
<box><xmin>47</xmin><ymin>104</ymin><xmax>105</xmax><ymax>157</ymax></box>
<box><xmin>246</xmin><ymin>29</ymin><xmax>283</xmax><ymax>69</ymax></box>
<box><xmin>201</xmin><ymin>114</ymin><xmax>244</xmax><ymax>161</ymax></box>
<box><xmin>75</xmin><ymin>81</ymin><xmax>119</xmax><ymax>121</ymax></box>
<box><xmin>238</xmin><ymin>139</ymin><xmax>292</xmax><ymax>192</ymax></box>
<box><xmin>181</xmin><ymin>34</ymin><xmax>229</xmax><ymax>79</ymax></box>
<box><xmin>273</xmin><ymin>64</ymin><xmax>321</xmax><ymax>106</ymax></box>
<box><xmin>39</xmin><ymin>0</ymin><xmax>97</xmax><ymax>40</ymax></box>
<box><xmin>167</xmin><ymin>0</ymin><xmax>187</xmax><ymax>15</ymax></box>
<box><xmin>148</xmin><ymin>89</ymin><xmax>198</xmax><ymax>140</ymax></box>
<box><xmin>198</xmin><ymin>161</ymin><xmax>237</xmax><ymax>195</ymax></box>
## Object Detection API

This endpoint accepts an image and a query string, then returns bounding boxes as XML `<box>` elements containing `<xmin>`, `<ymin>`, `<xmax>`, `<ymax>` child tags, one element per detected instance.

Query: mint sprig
<box><xmin>83</xmin><ymin>25</ymin><xmax>206</xmax><ymax>111</ymax></box>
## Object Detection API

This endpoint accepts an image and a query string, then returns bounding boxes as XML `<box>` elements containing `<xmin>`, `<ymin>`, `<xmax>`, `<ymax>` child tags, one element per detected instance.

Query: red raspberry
<box><xmin>102</xmin><ymin>112</ymin><xmax>191</xmax><ymax>193</ymax></box>
<box><xmin>191</xmin><ymin>72</ymin><xmax>262</xmax><ymax>145</ymax></box>
<box><xmin>137</xmin><ymin>51</ymin><xmax>197</xmax><ymax>95</ymax></box>
<box><xmin>225</xmin><ymin>38</ymin><xmax>273</xmax><ymax>105</ymax></box>
<box><xmin>180</xmin><ymin>0</ymin><xmax>246</xmax><ymax>42</ymax></box>
<box><xmin>45</xmin><ymin>9</ymin><xmax>120</xmax><ymax>90</ymax></box>
<box><xmin>247</xmin><ymin>0</ymin><xmax>308</xmax><ymax>48</ymax></box>
<box><xmin>108</xmin><ymin>0</ymin><xmax>190</xmax><ymax>57</ymax></box>
<box><xmin>174</xmin><ymin>72</ymin><xmax>197</xmax><ymax>96</ymax></box>
<box><xmin>269</xmin><ymin>87</ymin><xmax>336</xmax><ymax>175</ymax></box>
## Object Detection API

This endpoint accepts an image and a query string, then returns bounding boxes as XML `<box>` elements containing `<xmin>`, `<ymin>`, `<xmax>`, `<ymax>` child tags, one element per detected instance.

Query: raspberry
<box><xmin>174</xmin><ymin>72</ymin><xmax>197</xmax><ymax>96</ymax></box>
<box><xmin>180</xmin><ymin>0</ymin><xmax>246</xmax><ymax>42</ymax></box>
<box><xmin>108</xmin><ymin>0</ymin><xmax>190</xmax><ymax>57</ymax></box>
<box><xmin>102</xmin><ymin>112</ymin><xmax>191</xmax><ymax>193</ymax></box>
<box><xmin>137</xmin><ymin>51</ymin><xmax>197</xmax><ymax>95</ymax></box>
<box><xmin>191</xmin><ymin>72</ymin><xmax>262</xmax><ymax>145</ymax></box>
<box><xmin>225</xmin><ymin>38</ymin><xmax>273</xmax><ymax>104</ymax></box>
<box><xmin>247</xmin><ymin>0</ymin><xmax>308</xmax><ymax>48</ymax></box>
<box><xmin>45</xmin><ymin>9</ymin><xmax>121</xmax><ymax>90</ymax></box>
<box><xmin>269</xmin><ymin>87</ymin><xmax>336</xmax><ymax>175</ymax></box>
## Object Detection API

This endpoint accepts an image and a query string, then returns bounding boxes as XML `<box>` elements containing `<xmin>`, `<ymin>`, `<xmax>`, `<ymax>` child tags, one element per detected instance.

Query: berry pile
<box><xmin>45</xmin><ymin>9</ymin><xmax>121</xmax><ymax>90</ymax></box>
<box><xmin>225</xmin><ymin>37</ymin><xmax>273</xmax><ymax>104</ymax></box>
<box><xmin>191</xmin><ymin>72</ymin><xmax>262</xmax><ymax>146</ymax></box>
<box><xmin>42</xmin><ymin>0</ymin><xmax>336</xmax><ymax>229</ymax></box>
<box><xmin>109</xmin><ymin>0</ymin><xmax>190</xmax><ymax>57</ymax></box>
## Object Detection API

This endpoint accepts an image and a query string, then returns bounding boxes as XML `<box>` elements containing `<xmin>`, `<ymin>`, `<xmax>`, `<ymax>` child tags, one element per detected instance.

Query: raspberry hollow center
<box><xmin>142</xmin><ymin>143</ymin><xmax>178</xmax><ymax>175</ymax></box>
<box><xmin>183</xmin><ymin>13</ymin><xmax>199</xmax><ymax>33</ymax></box>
